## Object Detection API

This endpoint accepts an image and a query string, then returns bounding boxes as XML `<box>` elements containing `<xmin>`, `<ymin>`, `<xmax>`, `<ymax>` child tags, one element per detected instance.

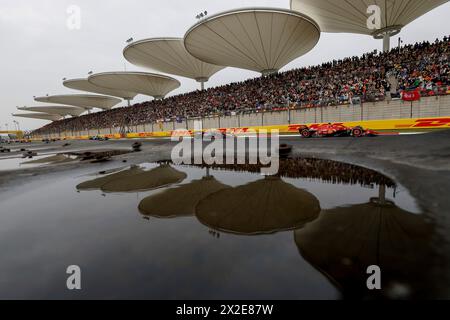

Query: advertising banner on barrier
<box><xmin>52</xmin><ymin>116</ymin><xmax>450</xmax><ymax>140</ymax></box>
<box><xmin>402</xmin><ymin>90</ymin><xmax>421</xmax><ymax>101</ymax></box>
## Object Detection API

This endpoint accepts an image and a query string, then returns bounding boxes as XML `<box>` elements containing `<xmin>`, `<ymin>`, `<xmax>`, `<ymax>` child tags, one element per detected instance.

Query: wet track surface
<box><xmin>0</xmin><ymin>131</ymin><xmax>449</xmax><ymax>299</ymax></box>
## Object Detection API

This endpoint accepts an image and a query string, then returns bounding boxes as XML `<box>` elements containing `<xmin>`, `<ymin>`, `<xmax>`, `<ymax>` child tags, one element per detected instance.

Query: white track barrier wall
<box><xmin>39</xmin><ymin>95</ymin><xmax>450</xmax><ymax>139</ymax></box>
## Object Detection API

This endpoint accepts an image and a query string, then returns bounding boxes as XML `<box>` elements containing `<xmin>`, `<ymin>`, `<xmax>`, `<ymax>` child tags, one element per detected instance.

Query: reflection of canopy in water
<box><xmin>139</xmin><ymin>175</ymin><xmax>229</xmax><ymax>218</ymax></box>
<box><xmin>294</xmin><ymin>200</ymin><xmax>435</xmax><ymax>298</ymax></box>
<box><xmin>22</xmin><ymin>154</ymin><xmax>75</xmax><ymax>165</ymax></box>
<box><xmin>77</xmin><ymin>166</ymin><xmax>144</xmax><ymax>190</ymax></box>
<box><xmin>196</xmin><ymin>176</ymin><xmax>321</xmax><ymax>235</ymax></box>
<box><xmin>101</xmin><ymin>165</ymin><xmax>186</xmax><ymax>192</ymax></box>
<box><xmin>77</xmin><ymin>165</ymin><xmax>186</xmax><ymax>192</ymax></box>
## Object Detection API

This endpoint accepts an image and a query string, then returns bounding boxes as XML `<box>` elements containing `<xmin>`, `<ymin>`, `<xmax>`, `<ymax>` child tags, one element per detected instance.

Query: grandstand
<box><xmin>32</xmin><ymin>36</ymin><xmax>449</xmax><ymax>137</ymax></box>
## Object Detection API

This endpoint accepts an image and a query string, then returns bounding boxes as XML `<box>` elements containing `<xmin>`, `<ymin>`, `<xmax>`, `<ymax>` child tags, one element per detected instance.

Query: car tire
<box><xmin>352</xmin><ymin>127</ymin><xmax>363</xmax><ymax>137</ymax></box>
<box><xmin>300</xmin><ymin>129</ymin><xmax>312</xmax><ymax>138</ymax></box>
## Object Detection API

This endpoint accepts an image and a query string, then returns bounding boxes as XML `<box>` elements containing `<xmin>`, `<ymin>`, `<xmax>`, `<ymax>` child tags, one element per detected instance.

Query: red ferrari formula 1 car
<box><xmin>298</xmin><ymin>123</ymin><xmax>377</xmax><ymax>138</ymax></box>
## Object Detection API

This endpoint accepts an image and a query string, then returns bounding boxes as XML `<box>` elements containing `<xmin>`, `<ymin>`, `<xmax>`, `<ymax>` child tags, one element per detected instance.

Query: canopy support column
<box><xmin>373</xmin><ymin>25</ymin><xmax>402</xmax><ymax>53</ymax></box>
<box><xmin>379</xmin><ymin>184</ymin><xmax>386</xmax><ymax>205</ymax></box>
<box><xmin>383</xmin><ymin>34</ymin><xmax>390</xmax><ymax>52</ymax></box>
<box><xmin>196</xmin><ymin>77</ymin><xmax>209</xmax><ymax>91</ymax></box>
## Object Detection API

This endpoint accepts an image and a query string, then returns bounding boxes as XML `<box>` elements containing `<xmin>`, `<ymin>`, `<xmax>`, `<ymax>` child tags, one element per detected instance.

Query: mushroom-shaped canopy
<box><xmin>123</xmin><ymin>38</ymin><xmax>225</xmax><ymax>82</ymax></box>
<box><xmin>17</xmin><ymin>106</ymin><xmax>85</xmax><ymax>117</ymax></box>
<box><xmin>139</xmin><ymin>175</ymin><xmax>230</xmax><ymax>218</ymax></box>
<box><xmin>34</xmin><ymin>94</ymin><xmax>121</xmax><ymax>110</ymax></box>
<box><xmin>88</xmin><ymin>72</ymin><xmax>181</xmax><ymax>100</ymax></box>
<box><xmin>13</xmin><ymin>113</ymin><xmax>62</xmax><ymax>121</ymax></box>
<box><xmin>196</xmin><ymin>176</ymin><xmax>321</xmax><ymax>235</ymax></box>
<box><xmin>63</xmin><ymin>78</ymin><xmax>138</xmax><ymax>100</ymax></box>
<box><xmin>294</xmin><ymin>201</ymin><xmax>435</xmax><ymax>298</ymax></box>
<box><xmin>184</xmin><ymin>7</ymin><xmax>320</xmax><ymax>75</ymax></box>
<box><xmin>290</xmin><ymin>0</ymin><xmax>447</xmax><ymax>38</ymax></box>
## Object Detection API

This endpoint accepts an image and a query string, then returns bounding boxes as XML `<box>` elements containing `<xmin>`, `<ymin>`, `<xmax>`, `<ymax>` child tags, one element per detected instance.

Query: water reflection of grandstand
<box><xmin>189</xmin><ymin>157</ymin><xmax>396</xmax><ymax>188</ymax></box>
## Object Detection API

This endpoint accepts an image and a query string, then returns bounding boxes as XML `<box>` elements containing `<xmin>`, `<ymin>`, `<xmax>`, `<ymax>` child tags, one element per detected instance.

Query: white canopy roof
<box><xmin>63</xmin><ymin>78</ymin><xmax>138</xmax><ymax>100</ymax></box>
<box><xmin>123</xmin><ymin>37</ymin><xmax>225</xmax><ymax>82</ymax></box>
<box><xmin>290</xmin><ymin>0</ymin><xmax>448</xmax><ymax>38</ymax></box>
<box><xmin>35</xmin><ymin>94</ymin><xmax>122</xmax><ymax>110</ymax></box>
<box><xmin>17</xmin><ymin>106</ymin><xmax>85</xmax><ymax>117</ymax></box>
<box><xmin>13</xmin><ymin>113</ymin><xmax>62</xmax><ymax>121</ymax></box>
<box><xmin>88</xmin><ymin>72</ymin><xmax>181</xmax><ymax>99</ymax></box>
<box><xmin>184</xmin><ymin>7</ymin><xmax>320</xmax><ymax>75</ymax></box>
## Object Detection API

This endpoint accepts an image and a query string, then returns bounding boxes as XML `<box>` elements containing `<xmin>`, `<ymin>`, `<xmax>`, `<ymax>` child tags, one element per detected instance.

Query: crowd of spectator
<box><xmin>34</xmin><ymin>36</ymin><xmax>449</xmax><ymax>135</ymax></box>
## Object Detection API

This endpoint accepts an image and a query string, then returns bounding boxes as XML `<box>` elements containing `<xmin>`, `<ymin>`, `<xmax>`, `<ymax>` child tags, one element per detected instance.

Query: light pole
<box><xmin>195</xmin><ymin>11</ymin><xmax>208</xmax><ymax>20</ymax></box>
<box><xmin>124</xmin><ymin>38</ymin><xmax>134</xmax><ymax>72</ymax></box>
<box><xmin>13</xmin><ymin>120</ymin><xmax>20</xmax><ymax>131</ymax></box>
<box><xmin>398</xmin><ymin>37</ymin><xmax>403</xmax><ymax>53</ymax></box>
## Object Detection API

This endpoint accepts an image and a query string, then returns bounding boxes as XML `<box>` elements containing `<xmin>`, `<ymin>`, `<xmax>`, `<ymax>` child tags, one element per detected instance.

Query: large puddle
<box><xmin>0</xmin><ymin>150</ymin><xmax>131</xmax><ymax>172</ymax></box>
<box><xmin>0</xmin><ymin>154</ymin><xmax>76</xmax><ymax>171</ymax></box>
<box><xmin>0</xmin><ymin>158</ymin><xmax>441</xmax><ymax>299</ymax></box>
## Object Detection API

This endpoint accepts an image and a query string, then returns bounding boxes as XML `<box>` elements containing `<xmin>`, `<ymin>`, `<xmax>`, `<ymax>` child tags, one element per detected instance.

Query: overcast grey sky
<box><xmin>1</xmin><ymin>0</ymin><xmax>449</xmax><ymax>130</ymax></box>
